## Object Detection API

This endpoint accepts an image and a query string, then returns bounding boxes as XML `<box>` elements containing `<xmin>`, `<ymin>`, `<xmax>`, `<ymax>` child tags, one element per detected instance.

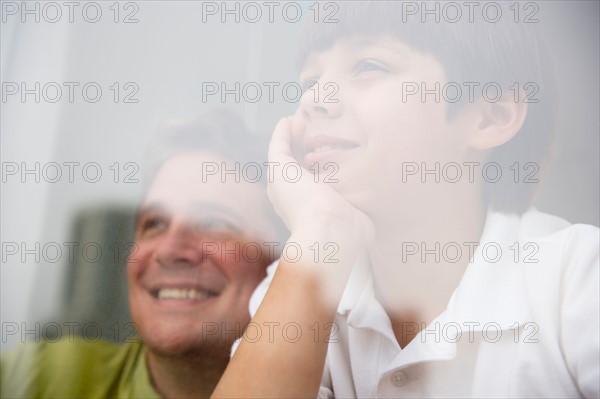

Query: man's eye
<box><xmin>354</xmin><ymin>59</ymin><xmax>388</xmax><ymax>75</ymax></box>
<box><xmin>140</xmin><ymin>217</ymin><xmax>167</xmax><ymax>233</ymax></box>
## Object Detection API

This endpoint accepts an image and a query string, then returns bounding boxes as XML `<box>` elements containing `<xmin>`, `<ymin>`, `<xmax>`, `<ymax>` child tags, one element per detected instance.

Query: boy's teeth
<box><xmin>314</xmin><ymin>145</ymin><xmax>335</xmax><ymax>153</ymax></box>
<box><xmin>157</xmin><ymin>288</ymin><xmax>209</xmax><ymax>300</ymax></box>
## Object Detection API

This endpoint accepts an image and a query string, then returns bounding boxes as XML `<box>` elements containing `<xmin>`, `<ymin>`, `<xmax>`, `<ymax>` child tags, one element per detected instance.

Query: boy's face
<box><xmin>127</xmin><ymin>152</ymin><xmax>277</xmax><ymax>357</ymax></box>
<box><xmin>297</xmin><ymin>36</ymin><xmax>478</xmax><ymax>222</ymax></box>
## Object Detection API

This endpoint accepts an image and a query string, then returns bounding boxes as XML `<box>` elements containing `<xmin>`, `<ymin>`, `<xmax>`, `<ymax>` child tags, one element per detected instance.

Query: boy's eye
<box><xmin>354</xmin><ymin>59</ymin><xmax>389</xmax><ymax>75</ymax></box>
<box><xmin>300</xmin><ymin>77</ymin><xmax>319</xmax><ymax>92</ymax></box>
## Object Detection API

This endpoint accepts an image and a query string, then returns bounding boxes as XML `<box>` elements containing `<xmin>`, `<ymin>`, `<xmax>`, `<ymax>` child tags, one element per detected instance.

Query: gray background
<box><xmin>1</xmin><ymin>1</ymin><xmax>598</xmax><ymax>349</ymax></box>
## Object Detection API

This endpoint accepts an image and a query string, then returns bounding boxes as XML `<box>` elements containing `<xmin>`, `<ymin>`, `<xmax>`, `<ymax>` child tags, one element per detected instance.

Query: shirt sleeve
<box><xmin>317</xmin><ymin>386</ymin><xmax>334</xmax><ymax>398</ymax></box>
<box><xmin>230</xmin><ymin>260</ymin><xmax>279</xmax><ymax>358</ymax></box>
<box><xmin>560</xmin><ymin>225</ymin><xmax>600</xmax><ymax>399</ymax></box>
<box><xmin>317</xmin><ymin>356</ymin><xmax>335</xmax><ymax>398</ymax></box>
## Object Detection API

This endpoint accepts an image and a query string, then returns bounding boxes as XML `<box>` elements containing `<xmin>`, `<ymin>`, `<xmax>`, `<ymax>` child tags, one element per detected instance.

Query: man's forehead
<box><xmin>140</xmin><ymin>166</ymin><xmax>271</xmax><ymax>235</ymax></box>
<box><xmin>138</xmin><ymin>201</ymin><xmax>242</xmax><ymax>218</ymax></box>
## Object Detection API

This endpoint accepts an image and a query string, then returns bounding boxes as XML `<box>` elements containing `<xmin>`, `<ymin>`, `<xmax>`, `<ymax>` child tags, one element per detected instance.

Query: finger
<box><xmin>291</xmin><ymin>111</ymin><xmax>307</xmax><ymax>161</ymax></box>
<box><xmin>268</xmin><ymin>117</ymin><xmax>293</xmax><ymax>158</ymax></box>
<box><xmin>268</xmin><ymin>117</ymin><xmax>299</xmax><ymax>185</ymax></box>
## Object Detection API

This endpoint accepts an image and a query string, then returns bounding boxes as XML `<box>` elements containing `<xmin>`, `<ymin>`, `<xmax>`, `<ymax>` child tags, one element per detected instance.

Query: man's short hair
<box><xmin>143</xmin><ymin>108</ymin><xmax>268</xmax><ymax>188</ymax></box>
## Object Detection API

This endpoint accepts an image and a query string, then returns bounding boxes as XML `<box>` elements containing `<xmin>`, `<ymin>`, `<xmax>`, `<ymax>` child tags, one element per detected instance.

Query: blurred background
<box><xmin>1</xmin><ymin>1</ymin><xmax>598</xmax><ymax>349</ymax></box>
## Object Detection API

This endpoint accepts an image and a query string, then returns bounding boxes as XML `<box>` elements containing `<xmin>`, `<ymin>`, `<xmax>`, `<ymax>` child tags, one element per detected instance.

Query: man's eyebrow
<box><xmin>189</xmin><ymin>202</ymin><xmax>246</xmax><ymax>228</ymax></box>
<box><xmin>136</xmin><ymin>201</ymin><xmax>246</xmax><ymax>231</ymax></box>
<box><xmin>135</xmin><ymin>204</ymin><xmax>165</xmax><ymax>224</ymax></box>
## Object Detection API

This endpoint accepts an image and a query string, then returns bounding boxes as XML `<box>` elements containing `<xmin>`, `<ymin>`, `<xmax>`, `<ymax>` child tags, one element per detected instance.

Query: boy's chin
<box><xmin>340</xmin><ymin>188</ymin><xmax>377</xmax><ymax>215</ymax></box>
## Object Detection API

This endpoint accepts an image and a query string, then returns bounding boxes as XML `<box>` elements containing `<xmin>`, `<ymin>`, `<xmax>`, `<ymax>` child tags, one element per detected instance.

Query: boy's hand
<box><xmin>214</xmin><ymin>113</ymin><xmax>374</xmax><ymax>399</ymax></box>
<box><xmin>267</xmin><ymin>114</ymin><xmax>374</xmax><ymax>248</ymax></box>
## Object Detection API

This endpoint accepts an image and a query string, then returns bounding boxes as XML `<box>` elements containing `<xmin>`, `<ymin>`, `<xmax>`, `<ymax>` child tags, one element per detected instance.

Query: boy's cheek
<box><xmin>355</xmin><ymin>91</ymin><xmax>421</xmax><ymax>136</ymax></box>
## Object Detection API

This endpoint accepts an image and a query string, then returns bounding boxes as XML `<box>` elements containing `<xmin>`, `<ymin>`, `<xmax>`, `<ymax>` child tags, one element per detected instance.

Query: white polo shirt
<box><xmin>240</xmin><ymin>209</ymin><xmax>600</xmax><ymax>398</ymax></box>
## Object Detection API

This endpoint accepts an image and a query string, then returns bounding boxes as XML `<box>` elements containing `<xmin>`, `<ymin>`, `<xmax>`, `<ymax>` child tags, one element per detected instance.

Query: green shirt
<box><xmin>1</xmin><ymin>337</ymin><xmax>161</xmax><ymax>398</ymax></box>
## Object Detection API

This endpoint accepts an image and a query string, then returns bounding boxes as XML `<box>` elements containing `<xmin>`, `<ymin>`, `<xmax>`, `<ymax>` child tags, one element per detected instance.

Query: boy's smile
<box><xmin>302</xmin><ymin>133</ymin><xmax>361</xmax><ymax>165</ymax></box>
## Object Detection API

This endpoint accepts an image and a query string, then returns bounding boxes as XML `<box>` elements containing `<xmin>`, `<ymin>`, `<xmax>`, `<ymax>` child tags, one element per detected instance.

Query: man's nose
<box><xmin>300</xmin><ymin>79</ymin><xmax>344</xmax><ymax>121</ymax></box>
<box><xmin>153</xmin><ymin>223</ymin><xmax>204</xmax><ymax>268</ymax></box>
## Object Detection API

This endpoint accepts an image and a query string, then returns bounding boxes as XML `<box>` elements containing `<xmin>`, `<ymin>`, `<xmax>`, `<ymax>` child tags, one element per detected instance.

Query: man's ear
<box><xmin>467</xmin><ymin>92</ymin><xmax>528</xmax><ymax>150</ymax></box>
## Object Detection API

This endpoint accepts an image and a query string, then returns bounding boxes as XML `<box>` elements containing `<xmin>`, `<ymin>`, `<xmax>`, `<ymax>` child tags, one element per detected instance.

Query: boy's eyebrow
<box><xmin>352</xmin><ymin>37</ymin><xmax>380</xmax><ymax>48</ymax></box>
<box><xmin>300</xmin><ymin>36</ymin><xmax>413</xmax><ymax>75</ymax></box>
<box><xmin>350</xmin><ymin>36</ymin><xmax>413</xmax><ymax>57</ymax></box>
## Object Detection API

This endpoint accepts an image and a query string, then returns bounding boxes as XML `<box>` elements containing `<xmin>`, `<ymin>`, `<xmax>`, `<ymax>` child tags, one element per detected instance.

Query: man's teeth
<box><xmin>157</xmin><ymin>288</ymin><xmax>212</xmax><ymax>300</ymax></box>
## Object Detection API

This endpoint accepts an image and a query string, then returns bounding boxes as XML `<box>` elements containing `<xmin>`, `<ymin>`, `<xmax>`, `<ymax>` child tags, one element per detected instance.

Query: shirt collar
<box><xmin>132</xmin><ymin>344</ymin><xmax>162</xmax><ymax>399</ymax></box>
<box><xmin>443</xmin><ymin>209</ymin><xmax>531</xmax><ymax>331</ymax></box>
<box><xmin>337</xmin><ymin>209</ymin><xmax>533</xmax><ymax>336</ymax></box>
<box><xmin>337</xmin><ymin>251</ymin><xmax>373</xmax><ymax>317</ymax></box>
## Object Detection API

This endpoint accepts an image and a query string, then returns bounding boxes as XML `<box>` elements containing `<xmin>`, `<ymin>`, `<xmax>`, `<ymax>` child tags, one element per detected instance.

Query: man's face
<box><xmin>127</xmin><ymin>152</ymin><xmax>277</xmax><ymax>357</ymax></box>
<box><xmin>297</xmin><ymin>36</ymin><xmax>477</xmax><ymax>223</ymax></box>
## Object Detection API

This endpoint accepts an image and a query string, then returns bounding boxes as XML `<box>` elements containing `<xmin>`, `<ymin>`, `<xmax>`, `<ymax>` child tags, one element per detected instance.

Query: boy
<box><xmin>214</xmin><ymin>2</ymin><xmax>599</xmax><ymax>398</ymax></box>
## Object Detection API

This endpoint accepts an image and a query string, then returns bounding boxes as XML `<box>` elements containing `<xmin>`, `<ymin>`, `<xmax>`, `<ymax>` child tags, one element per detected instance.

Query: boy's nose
<box><xmin>300</xmin><ymin>81</ymin><xmax>344</xmax><ymax>120</ymax></box>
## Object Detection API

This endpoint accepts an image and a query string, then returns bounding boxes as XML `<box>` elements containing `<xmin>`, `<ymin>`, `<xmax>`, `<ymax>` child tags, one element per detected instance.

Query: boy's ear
<box><xmin>467</xmin><ymin>91</ymin><xmax>528</xmax><ymax>150</ymax></box>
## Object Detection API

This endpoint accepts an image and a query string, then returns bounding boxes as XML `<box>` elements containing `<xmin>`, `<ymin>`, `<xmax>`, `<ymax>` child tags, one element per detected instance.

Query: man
<box><xmin>1</xmin><ymin>109</ymin><xmax>281</xmax><ymax>398</ymax></box>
